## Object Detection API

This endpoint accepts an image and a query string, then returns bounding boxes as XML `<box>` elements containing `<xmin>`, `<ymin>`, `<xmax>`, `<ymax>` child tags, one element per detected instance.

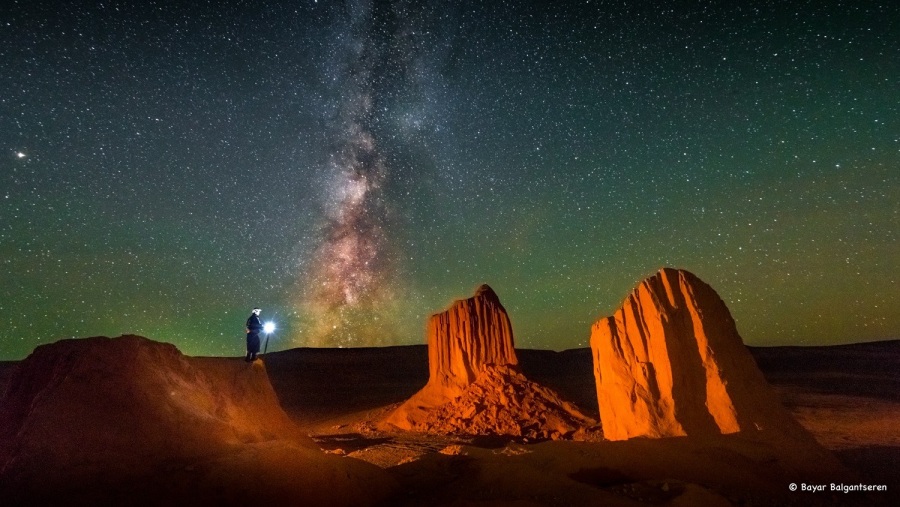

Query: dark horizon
<box><xmin>1</xmin><ymin>333</ymin><xmax>897</xmax><ymax>364</ymax></box>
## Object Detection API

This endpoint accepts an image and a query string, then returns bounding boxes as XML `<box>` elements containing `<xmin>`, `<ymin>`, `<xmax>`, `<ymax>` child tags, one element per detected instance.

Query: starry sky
<box><xmin>1</xmin><ymin>0</ymin><xmax>897</xmax><ymax>359</ymax></box>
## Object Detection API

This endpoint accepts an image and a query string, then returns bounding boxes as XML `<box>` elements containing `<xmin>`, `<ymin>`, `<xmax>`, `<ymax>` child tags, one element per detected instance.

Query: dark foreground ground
<box><xmin>260</xmin><ymin>340</ymin><xmax>900</xmax><ymax>489</ymax></box>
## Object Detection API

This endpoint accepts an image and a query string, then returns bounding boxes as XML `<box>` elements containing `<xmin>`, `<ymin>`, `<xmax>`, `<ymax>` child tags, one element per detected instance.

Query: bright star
<box><xmin>15</xmin><ymin>152</ymin><xmax>25</xmax><ymax>159</ymax></box>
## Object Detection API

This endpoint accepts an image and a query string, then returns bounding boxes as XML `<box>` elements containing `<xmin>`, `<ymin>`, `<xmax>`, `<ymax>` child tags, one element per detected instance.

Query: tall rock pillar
<box><xmin>427</xmin><ymin>284</ymin><xmax>518</xmax><ymax>397</ymax></box>
<box><xmin>383</xmin><ymin>284</ymin><xmax>518</xmax><ymax>430</ymax></box>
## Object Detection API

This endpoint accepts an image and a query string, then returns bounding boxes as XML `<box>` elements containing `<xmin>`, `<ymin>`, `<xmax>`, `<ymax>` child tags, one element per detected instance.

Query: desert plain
<box><xmin>0</xmin><ymin>271</ymin><xmax>897</xmax><ymax>506</ymax></box>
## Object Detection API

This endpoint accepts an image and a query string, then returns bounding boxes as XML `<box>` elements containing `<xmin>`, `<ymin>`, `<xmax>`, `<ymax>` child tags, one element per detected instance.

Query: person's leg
<box><xmin>249</xmin><ymin>334</ymin><xmax>260</xmax><ymax>361</ymax></box>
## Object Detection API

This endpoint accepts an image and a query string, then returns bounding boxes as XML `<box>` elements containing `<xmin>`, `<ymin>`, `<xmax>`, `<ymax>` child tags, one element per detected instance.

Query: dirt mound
<box><xmin>409</xmin><ymin>365</ymin><xmax>599</xmax><ymax>440</ymax></box>
<box><xmin>0</xmin><ymin>335</ymin><xmax>309</xmax><ymax>476</ymax></box>
<box><xmin>0</xmin><ymin>335</ymin><xmax>394</xmax><ymax>506</ymax></box>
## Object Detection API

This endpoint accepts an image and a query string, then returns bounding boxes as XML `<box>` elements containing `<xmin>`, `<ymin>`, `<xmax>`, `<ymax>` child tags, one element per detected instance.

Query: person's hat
<box><xmin>252</xmin><ymin>308</ymin><xmax>261</xmax><ymax>315</ymax></box>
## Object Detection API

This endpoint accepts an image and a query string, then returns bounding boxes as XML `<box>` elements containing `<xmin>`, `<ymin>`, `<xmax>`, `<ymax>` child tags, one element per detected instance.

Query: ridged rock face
<box><xmin>384</xmin><ymin>285</ymin><xmax>519</xmax><ymax>430</ymax></box>
<box><xmin>383</xmin><ymin>285</ymin><xmax>597</xmax><ymax>437</ymax></box>
<box><xmin>427</xmin><ymin>284</ymin><xmax>518</xmax><ymax>396</ymax></box>
<box><xmin>591</xmin><ymin>268</ymin><xmax>795</xmax><ymax>441</ymax></box>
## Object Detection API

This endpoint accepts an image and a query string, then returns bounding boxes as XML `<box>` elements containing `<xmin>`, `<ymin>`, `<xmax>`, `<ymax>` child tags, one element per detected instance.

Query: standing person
<box><xmin>245</xmin><ymin>308</ymin><xmax>263</xmax><ymax>362</ymax></box>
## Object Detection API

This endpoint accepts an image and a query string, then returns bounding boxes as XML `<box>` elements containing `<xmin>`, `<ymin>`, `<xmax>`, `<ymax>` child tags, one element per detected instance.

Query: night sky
<box><xmin>2</xmin><ymin>0</ymin><xmax>897</xmax><ymax>359</ymax></box>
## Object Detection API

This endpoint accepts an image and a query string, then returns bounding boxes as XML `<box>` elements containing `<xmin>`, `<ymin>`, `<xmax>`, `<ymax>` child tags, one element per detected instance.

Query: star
<box><xmin>0</xmin><ymin>0</ymin><xmax>895</xmax><ymax>358</ymax></box>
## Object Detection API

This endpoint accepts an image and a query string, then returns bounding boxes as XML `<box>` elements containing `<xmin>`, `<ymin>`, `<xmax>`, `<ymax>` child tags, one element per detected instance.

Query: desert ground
<box><xmin>0</xmin><ymin>338</ymin><xmax>897</xmax><ymax>506</ymax></box>
<box><xmin>263</xmin><ymin>339</ymin><xmax>899</xmax><ymax>505</ymax></box>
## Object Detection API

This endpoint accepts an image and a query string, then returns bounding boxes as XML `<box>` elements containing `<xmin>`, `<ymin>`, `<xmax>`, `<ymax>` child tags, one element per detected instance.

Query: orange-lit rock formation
<box><xmin>0</xmin><ymin>335</ymin><xmax>309</xmax><ymax>477</ymax></box>
<box><xmin>591</xmin><ymin>268</ymin><xmax>800</xmax><ymax>441</ymax></box>
<box><xmin>384</xmin><ymin>285</ymin><xmax>597</xmax><ymax>439</ymax></box>
<box><xmin>0</xmin><ymin>335</ymin><xmax>393</xmax><ymax>506</ymax></box>
<box><xmin>428</xmin><ymin>284</ymin><xmax>518</xmax><ymax>396</ymax></box>
<box><xmin>408</xmin><ymin>364</ymin><xmax>598</xmax><ymax>440</ymax></box>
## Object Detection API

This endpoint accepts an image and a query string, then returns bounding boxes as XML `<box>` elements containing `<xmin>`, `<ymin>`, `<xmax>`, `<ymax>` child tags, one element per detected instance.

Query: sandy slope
<box><xmin>0</xmin><ymin>336</ymin><xmax>394</xmax><ymax>506</ymax></box>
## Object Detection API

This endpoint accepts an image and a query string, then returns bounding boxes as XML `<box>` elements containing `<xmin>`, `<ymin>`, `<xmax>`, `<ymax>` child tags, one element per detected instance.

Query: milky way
<box><xmin>296</xmin><ymin>0</ymin><xmax>407</xmax><ymax>347</ymax></box>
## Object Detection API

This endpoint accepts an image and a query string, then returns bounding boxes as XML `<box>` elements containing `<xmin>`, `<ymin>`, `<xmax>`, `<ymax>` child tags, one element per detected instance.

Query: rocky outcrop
<box><xmin>0</xmin><ymin>335</ymin><xmax>309</xmax><ymax>477</ymax></box>
<box><xmin>591</xmin><ymin>268</ymin><xmax>803</xmax><ymax>441</ymax></box>
<box><xmin>0</xmin><ymin>335</ymin><xmax>394</xmax><ymax>506</ymax></box>
<box><xmin>427</xmin><ymin>284</ymin><xmax>518</xmax><ymax>396</ymax></box>
<box><xmin>383</xmin><ymin>285</ymin><xmax>598</xmax><ymax>438</ymax></box>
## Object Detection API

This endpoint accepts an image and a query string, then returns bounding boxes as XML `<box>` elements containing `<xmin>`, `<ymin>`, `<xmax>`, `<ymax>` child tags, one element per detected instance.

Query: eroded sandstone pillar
<box><xmin>591</xmin><ymin>268</ymin><xmax>791</xmax><ymax>441</ymax></box>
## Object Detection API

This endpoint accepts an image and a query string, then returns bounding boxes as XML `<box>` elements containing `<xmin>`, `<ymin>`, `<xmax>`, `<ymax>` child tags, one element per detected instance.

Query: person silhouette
<box><xmin>245</xmin><ymin>307</ymin><xmax>263</xmax><ymax>362</ymax></box>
